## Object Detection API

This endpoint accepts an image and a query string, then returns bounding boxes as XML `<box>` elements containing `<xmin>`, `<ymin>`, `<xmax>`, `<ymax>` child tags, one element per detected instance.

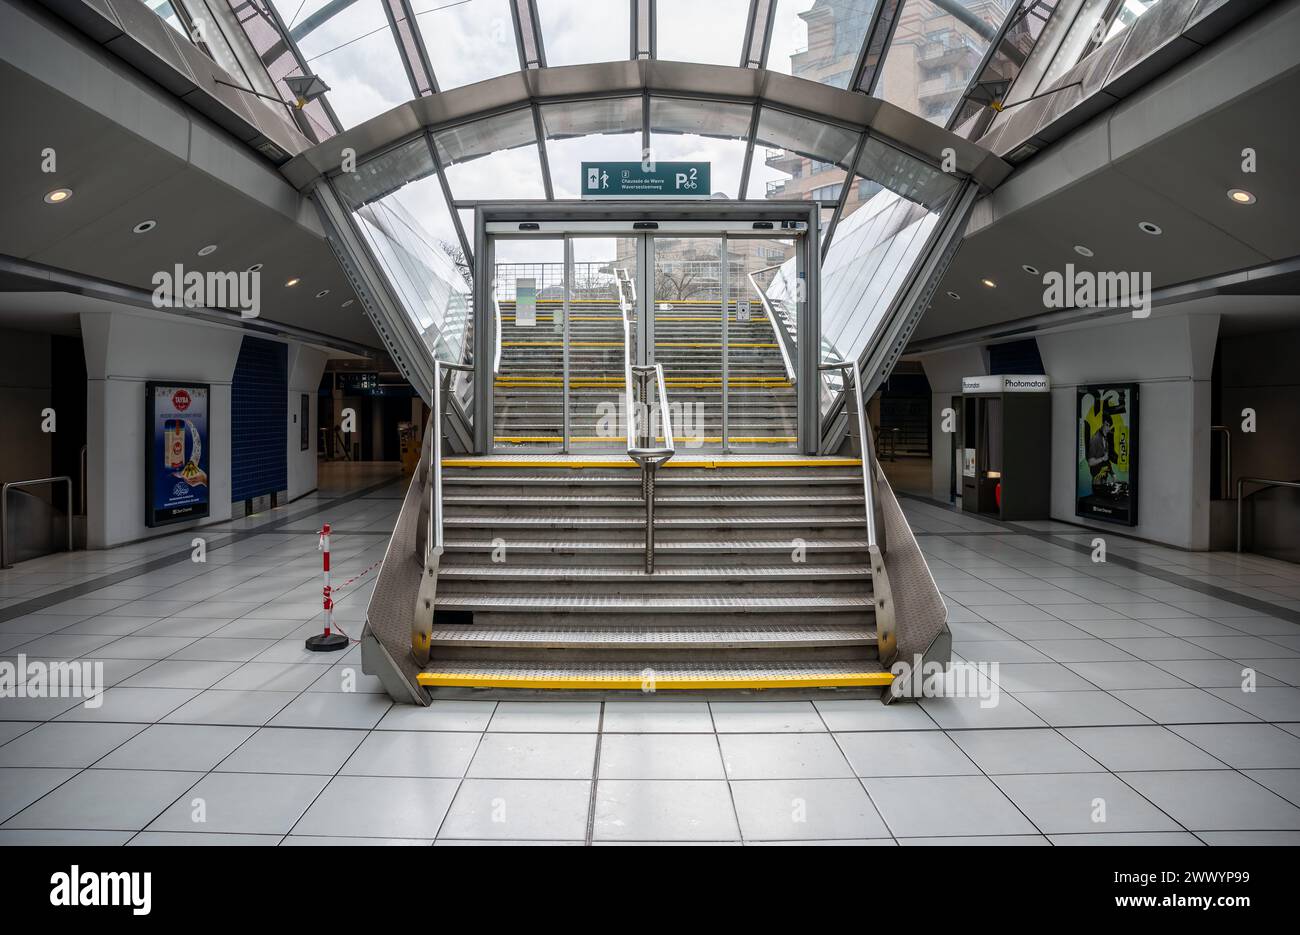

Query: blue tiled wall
<box><xmin>231</xmin><ymin>336</ymin><xmax>287</xmax><ymax>502</ymax></box>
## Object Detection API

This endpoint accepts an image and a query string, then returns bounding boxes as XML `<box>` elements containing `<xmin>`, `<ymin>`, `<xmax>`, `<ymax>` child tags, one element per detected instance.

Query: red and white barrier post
<box><xmin>305</xmin><ymin>523</ymin><xmax>348</xmax><ymax>652</ymax></box>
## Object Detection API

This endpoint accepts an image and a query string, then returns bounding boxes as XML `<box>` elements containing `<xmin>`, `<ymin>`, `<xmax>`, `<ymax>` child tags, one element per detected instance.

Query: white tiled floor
<box><xmin>1</xmin><ymin>464</ymin><xmax>1299</xmax><ymax>845</ymax></box>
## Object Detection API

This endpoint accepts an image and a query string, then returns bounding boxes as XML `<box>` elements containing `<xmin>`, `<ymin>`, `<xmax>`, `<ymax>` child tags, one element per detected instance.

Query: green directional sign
<box><xmin>581</xmin><ymin>162</ymin><xmax>711</xmax><ymax>199</ymax></box>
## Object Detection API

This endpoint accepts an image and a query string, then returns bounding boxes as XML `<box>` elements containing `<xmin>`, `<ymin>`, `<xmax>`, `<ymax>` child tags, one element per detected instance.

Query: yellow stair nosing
<box><xmin>417</xmin><ymin>672</ymin><xmax>894</xmax><ymax>690</ymax></box>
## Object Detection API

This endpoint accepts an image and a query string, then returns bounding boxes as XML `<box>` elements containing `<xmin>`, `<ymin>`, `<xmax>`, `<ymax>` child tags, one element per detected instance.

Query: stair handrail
<box><xmin>747</xmin><ymin>262</ymin><xmax>798</xmax><ymax>384</ymax></box>
<box><xmin>1236</xmin><ymin>476</ymin><xmax>1300</xmax><ymax>553</ymax></box>
<box><xmin>618</xmin><ymin>268</ymin><xmax>674</xmax><ymax>573</ymax></box>
<box><xmin>491</xmin><ymin>293</ymin><xmax>504</xmax><ymax>376</ymax></box>
<box><xmin>413</xmin><ymin>357</ymin><xmax>475</xmax><ymax>665</ymax></box>
<box><xmin>818</xmin><ymin>359</ymin><xmax>896</xmax><ymax>660</ymax></box>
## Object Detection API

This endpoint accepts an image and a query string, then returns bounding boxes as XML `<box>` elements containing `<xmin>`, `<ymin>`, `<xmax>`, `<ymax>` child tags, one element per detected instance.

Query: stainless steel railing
<box><xmin>1236</xmin><ymin>476</ymin><xmax>1300</xmax><ymax>554</ymax></box>
<box><xmin>747</xmin><ymin>263</ymin><xmax>798</xmax><ymax>384</ymax></box>
<box><xmin>819</xmin><ymin>360</ymin><xmax>895</xmax><ymax>660</ymax></box>
<box><xmin>413</xmin><ymin>358</ymin><xmax>475</xmax><ymax>665</ymax></box>
<box><xmin>1</xmin><ymin>476</ymin><xmax>74</xmax><ymax>569</ymax></box>
<box><xmin>618</xmin><ymin>269</ymin><xmax>675</xmax><ymax>573</ymax></box>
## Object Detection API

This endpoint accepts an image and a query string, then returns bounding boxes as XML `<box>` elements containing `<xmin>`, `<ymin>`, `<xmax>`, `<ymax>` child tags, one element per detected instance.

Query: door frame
<box><xmin>473</xmin><ymin>201</ymin><xmax>820</xmax><ymax>454</ymax></box>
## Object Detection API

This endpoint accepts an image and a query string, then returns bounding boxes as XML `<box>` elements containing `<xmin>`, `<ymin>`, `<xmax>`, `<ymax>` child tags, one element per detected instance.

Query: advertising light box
<box><xmin>145</xmin><ymin>381</ymin><xmax>211</xmax><ymax>527</ymax></box>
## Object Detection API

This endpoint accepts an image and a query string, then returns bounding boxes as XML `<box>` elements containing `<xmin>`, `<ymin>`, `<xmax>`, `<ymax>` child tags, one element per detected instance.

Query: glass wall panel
<box><xmin>648</xmin><ymin>98</ymin><xmax>752</xmax><ymax>199</ymax></box>
<box><xmin>412</xmin><ymin>0</ymin><xmax>521</xmax><ymax>89</ymax></box>
<box><xmin>818</xmin><ymin>138</ymin><xmax>957</xmax><ymax>397</ymax></box>
<box><xmin>656</xmin><ymin>0</ymin><xmax>749</xmax><ymax>65</ymax></box>
<box><xmin>767</xmin><ymin>0</ymin><xmax>880</xmax><ymax>89</ymax></box>
<box><xmin>568</xmin><ymin>238</ymin><xmax>637</xmax><ymax>451</ymax></box>
<box><xmin>874</xmin><ymin>0</ymin><xmax>1015</xmax><ymax>125</ymax></box>
<box><xmin>537</xmin><ymin>0</ymin><xmax>630</xmax><ymax>66</ymax></box>
<box><xmin>948</xmin><ymin>0</ymin><xmax>1057</xmax><ymax>136</ymax></box>
<box><xmin>492</xmin><ymin>238</ymin><xmax>566</xmax><ymax>450</ymax></box>
<box><xmin>729</xmin><ymin>237</ymin><xmax>799</xmax><ymax>451</ymax></box>
<box><xmin>269</xmin><ymin>0</ymin><xmax>410</xmax><ymax>128</ymax></box>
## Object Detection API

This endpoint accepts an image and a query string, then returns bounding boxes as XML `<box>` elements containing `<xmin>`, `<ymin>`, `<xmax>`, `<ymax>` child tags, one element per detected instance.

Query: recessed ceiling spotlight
<box><xmin>1137</xmin><ymin>221</ymin><xmax>1162</xmax><ymax>235</ymax></box>
<box><xmin>246</xmin><ymin>263</ymin><xmax>263</xmax><ymax>272</ymax></box>
<box><xmin>341</xmin><ymin>299</ymin><xmax>354</xmax><ymax>308</ymax></box>
<box><xmin>1022</xmin><ymin>264</ymin><xmax>1039</xmax><ymax>275</ymax></box>
<box><xmin>43</xmin><ymin>188</ymin><xmax>73</xmax><ymax>204</ymax></box>
<box><xmin>315</xmin><ymin>289</ymin><xmax>330</xmax><ymax>298</ymax></box>
<box><xmin>132</xmin><ymin>220</ymin><xmax>157</xmax><ymax>234</ymax></box>
<box><xmin>285</xmin><ymin>277</ymin><xmax>301</xmax><ymax>287</ymax></box>
<box><xmin>946</xmin><ymin>291</ymin><xmax>961</xmax><ymax>300</ymax></box>
<box><xmin>197</xmin><ymin>244</ymin><xmax>218</xmax><ymax>256</ymax></box>
<box><xmin>980</xmin><ymin>278</ymin><xmax>997</xmax><ymax>288</ymax></box>
<box><xmin>1073</xmin><ymin>244</ymin><xmax>1094</xmax><ymax>257</ymax></box>
<box><xmin>1227</xmin><ymin>188</ymin><xmax>1256</xmax><ymax>205</ymax></box>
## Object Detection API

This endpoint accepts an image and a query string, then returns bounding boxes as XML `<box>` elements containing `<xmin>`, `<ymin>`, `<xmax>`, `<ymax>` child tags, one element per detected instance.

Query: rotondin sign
<box><xmin>581</xmin><ymin>161</ymin><xmax>711</xmax><ymax>198</ymax></box>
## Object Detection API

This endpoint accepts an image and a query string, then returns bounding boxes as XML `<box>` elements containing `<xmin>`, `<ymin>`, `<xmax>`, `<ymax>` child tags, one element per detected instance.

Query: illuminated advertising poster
<box><xmin>1076</xmin><ymin>383</ymin><xmax>1138</xmax><ymax>526</ymax></box>
<box><xmin>146</xmin><ymin>382</ymin><xmax>211</xmax><ymax>527</ymax></box>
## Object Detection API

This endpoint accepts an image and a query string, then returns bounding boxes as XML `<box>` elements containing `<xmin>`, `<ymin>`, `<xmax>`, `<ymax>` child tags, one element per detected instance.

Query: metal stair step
<box><xmin>438</xmin><ymin>563</ymin><xmax>871</xmax><ymax>581</ymax></box>
<box><xmin>434</xmin><ymin>593</ymin><xmax>872</xmax><ymax>612</ymax></box>
<box><xmin>427</xmin><ymin>624</ymin><xmax>877</xmax><ymax>649</ymax></box>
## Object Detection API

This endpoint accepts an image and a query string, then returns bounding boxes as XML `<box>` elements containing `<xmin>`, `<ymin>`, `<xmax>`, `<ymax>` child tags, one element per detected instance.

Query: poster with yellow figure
<box><xmin>1076</xmin><ymin>384</ymin><xmax>1138</xmax><ymax>525</ymax></box>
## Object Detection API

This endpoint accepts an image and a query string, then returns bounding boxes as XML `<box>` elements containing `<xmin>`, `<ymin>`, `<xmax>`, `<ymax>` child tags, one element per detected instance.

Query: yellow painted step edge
<box><xmin>443</xmin><ymin>457</ymin><xmax>863</xmax><ymax>469</ymax></box>
<box><xmin>417</xmin><ymin>672</ymin><xmax>894</xmax><ymax>690</ymax></box>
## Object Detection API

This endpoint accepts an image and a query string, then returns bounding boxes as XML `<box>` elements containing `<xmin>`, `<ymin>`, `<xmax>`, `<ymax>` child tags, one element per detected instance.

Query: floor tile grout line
<box><xmin>583</xmin><ymin>701</ymin><xmax>605</xmax><ymax>846</ymax></box>
<box><xmin>707</xmin><ymin>700</ymin><xmax>746</xmax><ymax>845</ymax></box>
<box><xmin>812</xmin><ymin>697</ymin><xmax>899</xmax><ymax>846</ymax></box>
<box><xmin>429</xmin><ymin>701</ymin><xmax>497</xmax><ymax>846</ymax></box>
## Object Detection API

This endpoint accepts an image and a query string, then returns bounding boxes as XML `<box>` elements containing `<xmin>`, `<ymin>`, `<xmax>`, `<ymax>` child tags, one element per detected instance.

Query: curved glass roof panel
<box><xmin>434</xmin><ymin>110</ymin><xmax>547</xmax><ymax>200</ymax></box>
<box><xmin>744</xmin><ymin>106</ymin><xmax>860</xmax><ymax>201</ymax></box>
<box><xmin>648</xmin><ymin>97</ymin><xmax>753</xmax><ymax>198</ymax></box>
<box><xmin>655</xmin><ymin>0</ymin><xmax>750</xmax><ymax>65</ymax></box>
<box><xmin>873</xmin><ymin>0</ymin><xmax>1014</xmax><ymax>126</ymax></box>
<box><xmin>412</xmin><ymin>0</ymin><xmax>522</xmax><ymax>90</ymax></box>
<box><xmin>536</xmin><ymin>0</ymin><xmax>631</xmax><ymax>66</ymax></box>
<box><xmin>767</xmin><ymin>0</ymin><xmax>880</xmax><ymax>89</ymax></box>
<box><xmin>541</xmin><ymin>97</ymin><xmax>644</xmax><ymax>198</ymax></box>
<box><xmin>272</xmin><ymin>0</ymin><xmax>410</xmax><ymax>128</ymax></box>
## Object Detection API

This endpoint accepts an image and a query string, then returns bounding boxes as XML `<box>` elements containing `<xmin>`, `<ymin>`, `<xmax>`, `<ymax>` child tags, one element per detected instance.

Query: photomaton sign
<box><xmin>581</xmin><ymin>162</ymin><xmax>711</xmax><ymax>198</ymax></box>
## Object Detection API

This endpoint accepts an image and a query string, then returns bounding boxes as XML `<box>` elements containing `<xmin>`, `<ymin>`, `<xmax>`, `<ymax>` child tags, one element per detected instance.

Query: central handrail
<box><xmin>491</xmin><ymin>293</ymin><xmax>504</xmax><ymax>376</ymax></box>
<box><xmin>1236</xmin><ymin>476</ymin><xmax>1300</xmax><ymax>553</ymax></box>
<box><xmin>413</xmin><ymin>357</ymin><xmax>475</xmax><ymax>665</ymax></box>
<box><xmin>748</xmin><ymin>262</ymin><xmax>798</xmax><ymax>384</ymax></box>
<box><xmin>618</xmin><ymin>268</ymin><xmax>674</xmax><ymax>573</ymax></box>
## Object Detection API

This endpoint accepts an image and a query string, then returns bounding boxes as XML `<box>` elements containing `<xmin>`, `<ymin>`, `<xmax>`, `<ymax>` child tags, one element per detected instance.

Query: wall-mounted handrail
<box><xmin>747</xmin><ymin>262</ymin><xmax>798</xmax><ymax>384</ymax></box>
<box><xmin>79</xmin><ymin>444</ymin><xmax>88</xmax><ymax>517</ymax></box>
<box><xmin>618</xmin><ymin>268</ymin><xmax>674</xmax><ymax>573</ymax></box>
<box><xmin>1</xmin><ymin>476</ymin><xmax>74</xmax><ymax>569</ymax></box>
<box><xmin>491</xmin><ymin>294</ymin><xmax>504</xmax><ymax>377</ymax></box>
<box><xmin>819</xmin><ymin>359</ymin><xmax>895</xmax><ymax>659</ymax></box>
<box><xmin>1236</xmin><ymin>476</ymin><xmax>1300</xmax><ymax>554</ymax></box>
<box><xmin>1211</xmin><ymin>425</ymin><xmax>1232</xmax><ymax>501</ymax></box>
<box><xmin>413</xmin><ymin>358</ymin><xmax>475</xmax><ymax>665</ymax></box>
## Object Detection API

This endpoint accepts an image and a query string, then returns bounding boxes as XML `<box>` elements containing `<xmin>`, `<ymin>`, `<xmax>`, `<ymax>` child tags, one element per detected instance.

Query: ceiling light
<box><xmin>1073</xmin><ymin>244</ymin><xmax>1094</xmax><ymax>257</ymax></box>
<box><xmin>246</xmin><ymin>263</ymin><xmax>263</xmax><ymax>272</ymax></box>
<box><xmin>285</xmin><ymin>277</ymin><xmax>300</xmax><ymax>287</ymax></box>
<box><xmin>1022</xmin><ymin>264</ymin><xmax>1039</xmax><ymax>275</ymax></box>
<box><xmin>132</xmin><ymin>220</ymin><xmax>156</xmax><ymax>234</ymax></box>
<box><xmin>980</xmin><ymin>278</ymin><xmax>997</xmax><ymax>288</ymax></box>
<box><xmin>43</xmin><ymin>188</ymin><xmax>73</xmax><ymax>204</ymax></box>
<box><xmin>1137</xmin><ymin>221</ymin><xmax>1162</xmax><ymax>235</ymax></box>
<box><xmin>315</xmin><ymin>289</ymin><xmax>330</xmax><ymax>298</ymax></box>
<box><xmin>946</xmin><ymin>291</ymin><xmax>961</xmax><ymax>300</ymax></box>
<box><xmin>341</xmin><ymin>299</ymin><xmax>354</xmax><ymax>308</ymax></box>
<box><xmin>1227</xmin><ymin>188</ymin><xmax>1256</xmax><ymax>205</ymax></box>
<box><xmin>197</xmin><ymin>244</ymin><xmax>218</xmax><ymax>256</ymax></box>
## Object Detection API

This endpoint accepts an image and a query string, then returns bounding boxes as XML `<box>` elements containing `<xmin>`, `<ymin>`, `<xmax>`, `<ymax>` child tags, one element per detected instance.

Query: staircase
<box><xmin>493</xmin><ymin>298</ymin><xmax>797</xmax><ymax>450</ymax></box>
<box><xmin>414</xmin><ymin>457</ymin><xmax>892</xmax><ymax>690</ymax></box>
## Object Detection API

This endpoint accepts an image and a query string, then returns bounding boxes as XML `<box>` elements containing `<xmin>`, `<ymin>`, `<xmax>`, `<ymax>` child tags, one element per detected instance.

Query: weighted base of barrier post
<box><xmin>305</xmin><ymin>632</ymin><xmax>349</xmax><ymax>652</ymax></box>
